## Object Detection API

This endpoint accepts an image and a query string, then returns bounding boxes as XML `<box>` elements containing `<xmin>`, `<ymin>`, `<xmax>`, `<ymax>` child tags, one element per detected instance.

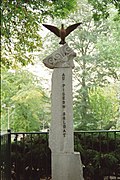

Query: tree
<box><xmin>66</xmin><ymin>2</ymin><xmax>120</xmax><ymax>130</ymax></box>
<box><xmin>1</xmin><ymin>68</ymin><xmax>50</xmax><ymax>132</ymax></box>
<box><xmin>88</xmin><ymin>0</ymin><xmax>120</xmax><ymax>20</ymax></box>
<box><xmin>1</xmin><ymin>0</ymin><xmax>77</xmax><ymax>68</ymax></box>
<box><xmin>89</xmin><ymin>86</ymin><xmax>119</xmax><ymax>130</ymax></box>
<box><xmin>32</xmin><ymin>0</ymin><xmax>120</xmax><ymax>130</ymax></box>
<box><xmin>96</xmin><ymin>14</ymin><xmax>120</xmax><ymax>76</ymax></box>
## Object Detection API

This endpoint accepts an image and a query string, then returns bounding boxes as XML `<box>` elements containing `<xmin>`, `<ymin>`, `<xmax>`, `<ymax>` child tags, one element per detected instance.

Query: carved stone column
<box><xmin>43</xmin><ymin>44</ymin><xmax>84</xmax><ymax>180</ymax></box>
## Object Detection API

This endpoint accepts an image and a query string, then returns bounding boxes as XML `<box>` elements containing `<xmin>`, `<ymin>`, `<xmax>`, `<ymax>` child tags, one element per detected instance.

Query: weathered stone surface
<box><xmin>52</xmin><ymin>152</ymin><xmax>84</xmax><ymax>180</ymax></box>
<box><xmin>43</xmin><ymin>44</ymin><xmax>84</xmax><ymax>180</ymax></box>
<box><xmin>49</xmin><ymin>68</ymin><xmax>74</xmax><ymax>153</ymax></box>
<box><xmin>43</xmin><ymin>43</ymin><xmax>76</xmax><ymax>69</ymax></box>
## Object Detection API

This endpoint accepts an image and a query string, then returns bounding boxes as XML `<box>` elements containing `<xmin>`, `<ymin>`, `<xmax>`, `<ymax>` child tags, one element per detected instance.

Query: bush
<box><xmin>10</xmin><ymin>132</ymin><xmax>120</xmax><ymax>179</ymax></box>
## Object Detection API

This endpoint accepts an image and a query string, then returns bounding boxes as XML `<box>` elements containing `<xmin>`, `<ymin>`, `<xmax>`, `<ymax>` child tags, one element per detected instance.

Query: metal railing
<box><xmin>1</xmin><ymin>130</ymin><xmax>11</xmax><ymax>180</ymax></box>
<box><xmin>74</xmin><ymin>130</ymin><xmax>120</xmax><ymax>179</ymax></box>
<box><xmin>10</xmin><ymin>131</ymin><xmax>50</xmax><ymax>180</ymax></box>
<box><xmin>1</xmin><ymin>130</ymin><xmax>120</xmax><ymax>180</ymax></box>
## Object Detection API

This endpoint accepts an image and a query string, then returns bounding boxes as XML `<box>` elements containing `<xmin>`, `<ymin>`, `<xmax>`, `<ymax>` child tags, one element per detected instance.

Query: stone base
<box><xmin>52</xmin><ymin>152</ymin><xmax>84</xmax><ymax>180</ymax></box>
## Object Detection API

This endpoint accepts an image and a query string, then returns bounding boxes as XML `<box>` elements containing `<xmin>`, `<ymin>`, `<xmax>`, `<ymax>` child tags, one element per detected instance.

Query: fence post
<box><xmin>7</xmin><ymin>129</ymin><xmax>11</xmax><ymax>180</ymax></box>
<box><xmin>0</xmin><ymin>134</ymin><xmax>1</xmax><ymax>179</ymax></box>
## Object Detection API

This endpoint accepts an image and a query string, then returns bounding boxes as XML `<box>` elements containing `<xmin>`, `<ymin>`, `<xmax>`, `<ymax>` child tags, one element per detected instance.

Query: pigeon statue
<box><xmin>42</xmin><ymin>23</ymin><xmax>82</xmax><ymax>44</ymax></box>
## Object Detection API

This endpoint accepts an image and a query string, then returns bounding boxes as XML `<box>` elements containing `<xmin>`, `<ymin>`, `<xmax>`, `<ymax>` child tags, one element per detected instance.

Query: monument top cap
<box><xmin>43</xmin><ymin>43</ymin><xmax>76</xmax><ymax>69</ymax></box>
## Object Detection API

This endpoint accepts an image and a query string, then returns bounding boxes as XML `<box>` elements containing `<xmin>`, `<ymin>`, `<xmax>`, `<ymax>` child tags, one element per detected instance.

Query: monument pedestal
<box><xmin>52</xmin><ymin>152</ymin><xmax>83</xmax><ymax>180</ymax></box>
<box><xmin>49</xmin><ymin>68</ymin><xmax>74</xmax><ymax>153</ymax></box>
<box><xmin>43</xmin><ymin>44</ymin><xmax>84</xmax><ymax>180</ymax></box>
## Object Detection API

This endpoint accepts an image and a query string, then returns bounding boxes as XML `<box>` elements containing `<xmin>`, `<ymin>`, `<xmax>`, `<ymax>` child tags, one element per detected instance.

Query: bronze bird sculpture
<box><xmin>42</xmin><ymin>23</ymin><xmax>82</xmax><ymax>44</ymax></box>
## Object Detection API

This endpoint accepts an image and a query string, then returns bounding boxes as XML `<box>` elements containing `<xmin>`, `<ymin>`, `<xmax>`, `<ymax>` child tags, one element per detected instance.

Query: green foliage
<box><xmin>96</xmin><ymin>16</ymin><xmax>120</xmax><ymax>73</ymax></box>
<box><xmin>74</xmin><ymin>85</ymin><xmax>119</xmax><ymax>130</ymax></box>
<box><xmin>41</xmin><ymin>1</ymin><xmax>120</xmax><ymax>130</ymax></box>
<box><xmin>64</xmin><ymin>3</ymin><xmax>120</xmax><ymax>130</ymax></box>
<box><xmin>88</xmin><ymin>0</ymin><xmax>120</xmax><ymax>20</ymax></box>
<box><xmin>1</xmin><ymin>0</ymin><xmax>77</xmax><ymax>68</ymax></box>
<box><xmin>11</xmin><ymin>133</ymin><xmax>51</xmax><ymax>179</ymax></box>
<box><xmin>1</xmin><ymin>68</ymin><xmax>50</xmax><ymax>132</ymax></box>
<box><xmin>9</xmin><ymin>131</ymin><xmax>120</xmax><ymax>179</ymax></box>
<box><xmin>89</xmin><ymin>86</ymin><xmax>119</xmax><ymax>129</ymax></box>
<box><xmin>74</xmin><ymin>132</ymin><xmax>120</xmax><ymax>179</ymax></box>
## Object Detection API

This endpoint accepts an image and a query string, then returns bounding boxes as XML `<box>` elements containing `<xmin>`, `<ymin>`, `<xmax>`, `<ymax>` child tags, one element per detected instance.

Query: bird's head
<box><xmin>61</xmin><ymin>24</ymin><xmax>64</xmax><ymax>29</ymax></box>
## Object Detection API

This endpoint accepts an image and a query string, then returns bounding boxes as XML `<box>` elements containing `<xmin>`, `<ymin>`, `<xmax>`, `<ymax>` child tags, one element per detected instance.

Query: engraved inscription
<box><xmin>62</xmin><ymin>73</ymin><xmax>66</xmax><ymax>137</ymax></box>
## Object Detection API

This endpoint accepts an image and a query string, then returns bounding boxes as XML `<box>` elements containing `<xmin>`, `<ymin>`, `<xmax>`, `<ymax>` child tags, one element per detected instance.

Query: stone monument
<box><xmin>43</xmin><ymin>43</ymin><xmax>84</xmax><ymax>180</ymax></box>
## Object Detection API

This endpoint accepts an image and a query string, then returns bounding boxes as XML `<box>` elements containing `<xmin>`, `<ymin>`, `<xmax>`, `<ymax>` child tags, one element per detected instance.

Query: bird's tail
<box><xmin>59</xmin><ymin>40</ymin><xmax>66</xmax><ymax>45</ymax></box>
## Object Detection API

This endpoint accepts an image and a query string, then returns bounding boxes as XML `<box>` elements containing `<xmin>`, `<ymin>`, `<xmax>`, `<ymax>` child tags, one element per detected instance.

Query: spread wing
<box><xmin>66</xmin><ymin>23</ymin><xmax>82</xmax><ymax>37</ymax></box>
<box><xmin>42</xmin><ymin>24</ymin><xmax>60</xmax><ymax>37</ymax></box>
